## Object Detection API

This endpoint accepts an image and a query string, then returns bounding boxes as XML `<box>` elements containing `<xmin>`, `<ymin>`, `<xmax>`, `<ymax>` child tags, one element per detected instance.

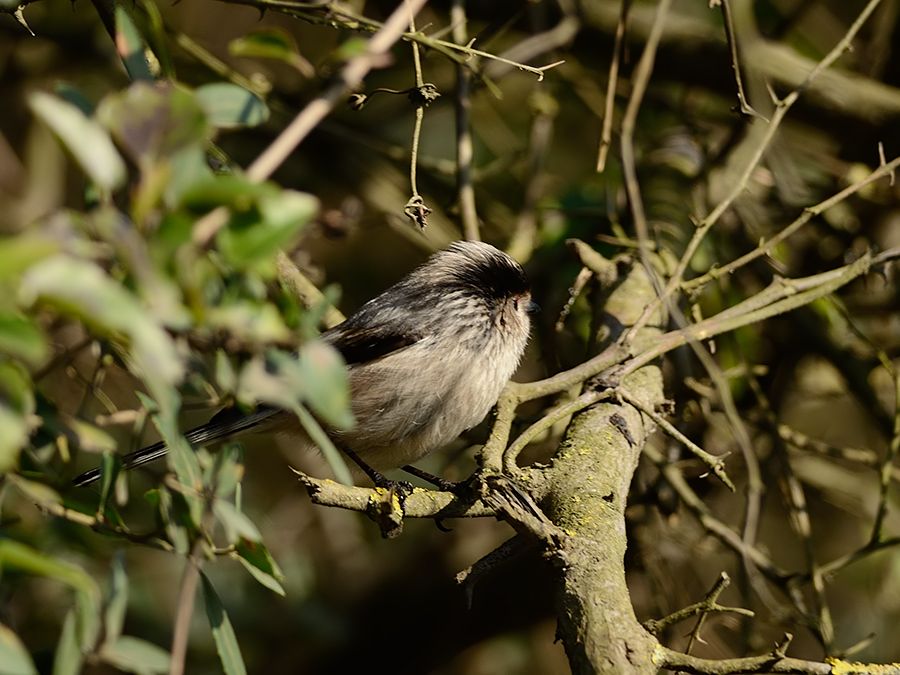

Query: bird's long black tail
<box><xmin>72</xmin><ymin>407</ymin><xmax>280</xmax><ymax>488</ymax></box>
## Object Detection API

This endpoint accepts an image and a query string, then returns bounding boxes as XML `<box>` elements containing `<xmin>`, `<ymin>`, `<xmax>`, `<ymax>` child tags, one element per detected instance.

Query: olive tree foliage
<box><xmin>0</xmin><ymin>5</ymin><xmax>348</xmax><ymax>674</ymax></box>
<box><xmin>0</xmin><ymin>1</ymin><xmax>898</xmax><ymax>674</ymax></box>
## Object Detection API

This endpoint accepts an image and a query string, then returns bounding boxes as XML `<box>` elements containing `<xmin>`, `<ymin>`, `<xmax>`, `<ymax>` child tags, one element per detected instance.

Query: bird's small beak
<box><xmin>525</xmin><ymin>299</ymin><xmax>541</xmax><ymax>315</ymax></box>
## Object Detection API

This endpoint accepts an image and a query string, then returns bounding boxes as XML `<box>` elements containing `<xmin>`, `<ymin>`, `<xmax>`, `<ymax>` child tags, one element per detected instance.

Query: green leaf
<box><xmin>0</xmin><ymin>360</ymin><xmax>33</xmax><ymax>470</ymax></box>
<box><xmin>195</xmin><ymin>83</ymin><xmax>269</xmax><ymax>129</ymax></box>
<box><xmin>99</xmin><ymin>636</ymin><xmax>170</xmax><ymax>675</ymax></box>
<box><xmin>229</xmin><ymin>28</ymin><xmax>297</xmax><ymax>62</ymax></box>
<box><xmin>97</xmin><ymin>82</ymin><xmax>209</xmax><ymax>167</ymax></box>
<box><xmin>53</xmin><ymin>83</ymin><xmax>94</xmax><ymax>116</ymax></box>
<box><xmin>134</xmin><ymin>0</ymin><xmax>174</xmax><ymax>78</ymax></box>
<box><xmin>228</xmin><ymin>29</ymin><xmax>313</xmax><ymax>76</ymax></box>
<box><xmin>52</xmin><ymin>610</ymin><xmax>83</xmax><ymax>675</ymax></box>
<box><xmin>0</xmin><ymin>312</ymin><xmax>47</xmax><ymax>366</ymax></box>
<box><xmin>62</xmin><ymin>416</ymin><xmax>118</xmax><ymax>454</ymax></box>
<box><xmin>292</xmin><ymin>403</ymin><xmax>352</xmax><ymax>486</ymax></box>
<box><xmin>208</xmin><ymin>301</ymin><xmax>291</xmax><ymax>344</ymax></box>
<box><xmin>0</xmin><ymin>359</ymin><xmax>35</xmax><ymax>416</ymax></box>
<box><xmin>209</xmin><ymin>442</ymin><xmax>243</xmax><ymax>499</ymax></box>
<box><xmin>157</xmin><ymin>488</ymin><xmax>190</xmax><ymax>555</ymax></box>
<box><xmin>0</xmin><ymin>623</ymin><xmax>37</xmax><ymax>675</ymax></box>
<box><xmin>236</xmin><ymin>351</ymin><xmax>303</xmax><ymax>410</ymax></box>
<box><xmin>104</xmin><ymin>553</ymin><xmax>128</xmax><ymax>645</ymax></box>
<box><xmin>215</xmin><ymin>350</ymin><xmax>237</xmax><ymax>394</ymax></box>
<box><xmin>334</xmin><ymin>37</ymin><xmax>368</xmax><ymax>61</ymax></box>
<box><xmin>153</xmin><ymin>412</ymin><xmax>203</xmax><ymax>523</ymax></box>
<box><xmin>235</xmin><ymin>540</ymin><xmax>284</xmax><ymax>596</ymax></box>
<box><xmin>7</xmin><ymin>474</ymin><xmax>62</xmax><ymax>508</ymax></box>
<box><xmin>0</xmin><ymin>236</ymin><xmax>58</xmax><ymax>283</ymax></box>
<box><xmin>165</xmin><ymin>145</ymin><xmax>213</xmax><ymax>208</ymax></box>
<box><xmin>19</xmin><ymin>255</ymin><xmax>184</xmax><ymax>403</ymax></box>
<box><xmin>217</xmin><ymin>190</ymin><xmax>317</xmax><ymax>273</ymax></box>
<box><xmin>115</xmin><ymin>6</ymin><xmax>154</xmax><ymax>81</ymax></box>
<box><xmin>214</xmin><ymin>499</ymin><xmax>261</xmax><ymax>543</ymax></box>
<box><xmin>98</xmin><ymin>452</ymin><xmax>119</xmax><ymax>510</ymax></box>
<box><xmin>178</xmin><ymin>174</ymin><xmax>272</xmax><ymax>212</ymax></box>
<box><xmin>0</xmin><ymin>405</ymin><xmax>29</xmax><ymax>473</ymax></box>
<box><xmin>0</xmin><ymin>540</ymin><xmax>101</xmax><ymax>651</ymax></box>
<box><xmin>28</xmin><ymin>91</ymin><xmax>126</xmax><ymax>192</ymax></box>
<box><xmin>298</xmin><ymin>340</ymin><xmax>353</xmax><ymax>429</ymax></box>
<box><xmin>259</xmin><ymin>189</ymin><xmax>318</xmax><ymax>232</ymax></box>
<box><xmin>201</xmin><ymin>574</ymin><xmax>247</xmax><ymax>675</ymax></box>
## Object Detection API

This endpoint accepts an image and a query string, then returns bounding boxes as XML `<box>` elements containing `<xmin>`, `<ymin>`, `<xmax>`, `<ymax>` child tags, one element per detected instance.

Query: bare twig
<box><xmin>683</xmin><ymin>154</ymin><xmax>900</xmax><ymax>291</ymax></box>
<box><xmin>451</xmin><ymin>0</ymin><xmax>479</xmax><ymax>241</ymax></box>
<box><xmin>870</xmin><ymin>369</ymin><xmax>900</xmax><ymax>543</ymax></box>
<box><xmin>656</xmin><ymin>640</ymin><xmax>838</xmax><ymax>675</ymax></box>
<box><xmin>596</xmin><ymin>0</ymin><xmax>631</xmax><ymax>172</ymax></box>
<box><xmin>275</xmin><ymin>252</ymin><xmax>345</xmax><ymax>329</ymax></box>
<box><xmin>214</xmin><ymin>0</ymin><xmax>564</xmax><ymax>81</ymax></box>
<box><xmin>503</xmin><ymin>389</ymin><xmax>612</xmax><ymax>474</ymax></box>
<box><xmin>749</xmin><ymin>375</ymin><xmax>835</xmax><ymax>647</ymax></box>
<box><xmin>169</xmin><ymin>539</ymin><xmax>204</xmax><ymax>675</ymax></box>
<box><xmin>644</xmin><ymin>571</ymin><xmax>753</xmax><ymax>641</ymax></box>
<box><xmin>643</xmin><ymin>445</ymin><xmax>791</xmax><ymax>583</ymax></box>
<box><xmin>617</xmin><ymin>390</ymin><xmax>734</xmax><ymax>490</ymax></box>
<box><xmin>619</xmin><ymin>0</ymin><xmax>672</xmax><ymax>274</ymax></box>
<box><xmin>403</xmin><ymin>2</ymin><xmax>434</xmax><ymax>231</ymax></box>
<box><xmin>716</xmin><ymin>0</ymin><xmax>762</xmax><ymax>119</ymax></box>
<box><xmin>506</xmin><ymin>93</ymin><xmax>556</xmax><ymax>263</ymax></box>
<box><xmin>456</xmin><ymin>534</ymin><xmax>533</xmax><ymax>608</ymax></box>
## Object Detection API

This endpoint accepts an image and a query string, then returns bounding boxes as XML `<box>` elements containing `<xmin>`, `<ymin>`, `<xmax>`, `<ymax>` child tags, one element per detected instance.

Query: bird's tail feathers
<box><xmin>71</xmin><ymin>407</ymin><xmax>279</xmax><ymax>488</ymax></box>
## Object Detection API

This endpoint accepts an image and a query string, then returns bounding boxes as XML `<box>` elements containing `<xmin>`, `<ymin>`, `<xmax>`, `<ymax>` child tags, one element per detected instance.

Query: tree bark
<box><xmin>543</xmin><ymin>261</ymin><xmax>664</xmax><ymax>674</ymax></box>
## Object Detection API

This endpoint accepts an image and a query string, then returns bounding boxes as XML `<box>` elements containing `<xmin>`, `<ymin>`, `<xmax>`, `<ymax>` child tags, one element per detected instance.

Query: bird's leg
<box><xmin>339</xmin><ymin>446</ymin><xmax>414</xmax><ymax>539</ymax></box>
<box><xmin>401</xmin><ymin>464</ymin><xmax>460</xmax><ymax>493</ymax></box>
<box><xmin>341</xmin><ymin>446</ymin><xmax>414</xmax><ymax>499</ymax></box>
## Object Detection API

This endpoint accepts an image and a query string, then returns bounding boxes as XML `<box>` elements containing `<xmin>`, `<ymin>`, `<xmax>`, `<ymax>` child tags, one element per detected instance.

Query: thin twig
<box><xmin>275</xmin><ymin>252</ymin><xmax>345</xmax><ymax>329</ymax></box>
<box><xmin>644</xmin><ymin>572</ymin><xmax>753</xmax><ymax>636</ymax></box>
<box><xmin>642</xmin><ymin>445</ymin><xmax>791</xmax><ymax>583</ymax></box>
<box><xmin>619</xmin><ymin>0</ymin><xmax>671</xmax><ymax>275</ymax></box>
<box><xmin>683</xmin><ymin>154</ymin><xmax>900</xmax><ymax>291</ymax></box>
<box><xmin>503</xmin><ymin>389</ymin><xmax>612</xmax><ymax>474</ymax></box>
<box><xmin>169</xmin><ymin>538</ymin><xmax>204</xmax><ymax>675</ymax></box>
<box><xmin>214</xmin><ymin>0</ymin><xmax>564</xmax><ymax>81</ymax></box>
<box><xmin>506</xmin><ymin>94</ymin><xmax>556</xmax><ymax>263</ymax></box>
<box><xmin>870</xmin><ymin>369</ymin><xmax>900</xmax><ymax>543</ymax></box>
<box><xmin>451</xmin><ymin>0</ymin><xmax>479</xmax><ymax>241</ymax></box>
<box><xmin>685</xmin><ymin>573</ymin><xmax>740</xmax><ymax>654</ymax></box>
<box><xmin>596</xmin><ymin>0</ymin><xmax>631</xmax><ymax>172</ymax></box>
<box><xmin>716</xmin><ymin>0</ymin><xmax>762</xmax><ymax>119</ymax></box>
<box><xmin>504</xmin><ymin>247</ymin><xmax>899</xmax><ymax>410</ymax></box>
<box><xmin>402</xmin><ymin>3</ymin><xmax>432</xmax><ymax>230</ymax></box>
<box><xmin>618</xmin><ymin>390</ymin><xmax>734</xmax><ymax>490</ymax></box>
<box><xmin>748</xmin><ymin>376</ymin><xmax>834</xmax><ymax>648</ymax></box>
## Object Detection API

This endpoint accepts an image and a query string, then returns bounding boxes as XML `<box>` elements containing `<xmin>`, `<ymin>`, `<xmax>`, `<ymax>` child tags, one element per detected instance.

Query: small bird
<box><xmin>73</xmin><ymin>241</ymin><xmax>536</xmax><ymax>489</ymax></box>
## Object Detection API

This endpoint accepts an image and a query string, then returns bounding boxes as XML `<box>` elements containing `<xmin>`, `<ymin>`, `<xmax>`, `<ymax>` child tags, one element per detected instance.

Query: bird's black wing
<box><xmin>323</xmin><ymin>318</ymin><xmax>422</xmax><ymax>366</ymax></box>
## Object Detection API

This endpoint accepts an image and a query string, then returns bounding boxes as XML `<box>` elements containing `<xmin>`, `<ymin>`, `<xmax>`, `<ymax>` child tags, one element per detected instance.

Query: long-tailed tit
<box><xmin>73</xmin><ymin>241</ymin><xmax>536</xmax><ymax>488</ymax></box>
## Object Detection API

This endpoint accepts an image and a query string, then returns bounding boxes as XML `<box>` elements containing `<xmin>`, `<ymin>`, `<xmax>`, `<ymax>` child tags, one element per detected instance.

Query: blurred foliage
<box><xmin>0</xmin><ymin>0</ymin><xmax>897</xmax><ymax>674</ymax></box>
